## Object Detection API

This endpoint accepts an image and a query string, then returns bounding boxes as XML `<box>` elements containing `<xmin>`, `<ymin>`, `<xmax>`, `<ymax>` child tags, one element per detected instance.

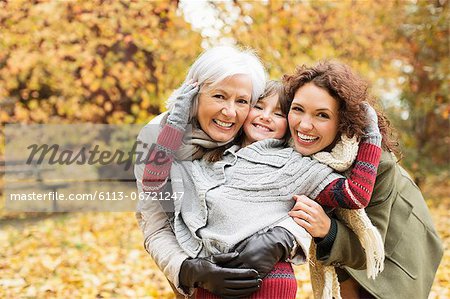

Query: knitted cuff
<box><xmin>166</xmin><ymin>118</ymin><xmax>187</xmax><ymax>132</ymax></box>
<box><xmin>157</xmin><ymin>124</ymin><xmax>185</xmax><ymax>152</ymax></box>
<box><xmin>315</xmin><ymin>218</ymin><xmax>338</xmax><ymax>259</ymax></box>
<box><xmin>357</xmin><ymin>142</ymin><xmax>382</xmax><ymax>165</ymax></box>
<box><xmin>362</xmin><ymin>133</ymin><xmax>382</xmax><ymax>148</ymax></box>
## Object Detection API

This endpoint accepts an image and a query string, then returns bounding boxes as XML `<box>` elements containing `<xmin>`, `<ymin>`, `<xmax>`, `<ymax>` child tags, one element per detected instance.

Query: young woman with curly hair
<box><xmin>284</xmin><ymin>61</ymin><xmax>443</xmax><ymax>299</ymax></box>
<box><xmin>284</xmin><ymin>60</ymin><xmax>398</xmax><ymax>156</ymax></box>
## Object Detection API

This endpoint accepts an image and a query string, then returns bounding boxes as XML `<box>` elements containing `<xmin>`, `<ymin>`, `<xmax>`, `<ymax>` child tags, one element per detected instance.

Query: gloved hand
<box><xmin>223</xmin><ymin>227</ymin><xmax>297</xmax><ymax>279</ymax></box>
<box><xmin>179</xmin><ymin>252</ymin><xmax>261</xmax><ymax>298</ymax></box>
<box><xmin>362</xmin><ymin>102</ymin><xmax>381</xmax><ymax>147</ymax></box>
<box><xmin>167</xmin><ymin>81</ymin><xmax>199</xmax><ymax>130</ymax></box>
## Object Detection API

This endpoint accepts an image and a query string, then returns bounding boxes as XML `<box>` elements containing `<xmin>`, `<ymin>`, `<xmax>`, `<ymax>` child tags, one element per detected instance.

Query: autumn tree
<box><xmin>391</xmin><ymin>0</ymin><xmax>449</xmax><ymax>185</ymax></box>
<box><xmin>0</xmin><ymin>0</ymin><xmax>202</xmax><ymax>126</ymax></box>
<box><xmin>211</xmin><ymin>1</ymin><xmax>402</xmax><ymax>81</ymax></box>
<box><xmin>211</xmin><ymin>0</ymin><xmax>448</xmax><ymax>184</ymax></box>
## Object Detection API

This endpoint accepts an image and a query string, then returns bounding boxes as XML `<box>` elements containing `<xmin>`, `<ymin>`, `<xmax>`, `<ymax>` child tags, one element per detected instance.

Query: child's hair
<box><xmin>259</xmin><ymin>80</ymin><xmax>290</xmax><ymax>116</ymax></box>
<box><xmin>283</xmin><ymin>60</ymin><xmax>400</xmax><ymax>155</ymax></box>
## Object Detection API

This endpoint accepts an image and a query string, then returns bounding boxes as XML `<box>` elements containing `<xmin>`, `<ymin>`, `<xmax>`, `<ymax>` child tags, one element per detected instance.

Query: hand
<box><xmin>223</xmin><ymin>227</ymin><xmax>296</xmax><ymax>278</ymax></box>
<box><xmin>288</xmin><ymin>195</ymin><xmax>331</xmax><ymax>238</ymax></box>
<box><xmin>361</xmin><ymin>102</ymin><xmax>381</xmax><ymax>146</ymax></box>
<box><xmin>167</xmin><ymin>81</ymin><xmax>199</xmax><ymax>130</ymax></box>
<box><xmin>179</xmin><ymin>252</ymin><xmax>261</xmax><ymax>298</ymax></box>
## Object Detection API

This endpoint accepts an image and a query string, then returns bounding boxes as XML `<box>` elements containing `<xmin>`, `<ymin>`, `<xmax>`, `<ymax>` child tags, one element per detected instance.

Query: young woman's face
<box><xmin>197</xmin><ymin>74</ymin><xmax>252</xmax><ymax>142</ymax></box>
<box><xmin>242</xmin><ymin>94</ymin><xmax>287</xmax><ymax>146</ymax></box>
<box><xmin>288</xmin><ymin>83</ymin><xmax>340</xmax><ymax>156</ymax></box>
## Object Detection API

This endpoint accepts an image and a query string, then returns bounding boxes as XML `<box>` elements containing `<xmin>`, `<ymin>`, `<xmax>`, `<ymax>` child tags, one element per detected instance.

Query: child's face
<box><xmin>242</xmin><ymin>94</ymin><xmax>288</xmax><ymax>146</ymax></box>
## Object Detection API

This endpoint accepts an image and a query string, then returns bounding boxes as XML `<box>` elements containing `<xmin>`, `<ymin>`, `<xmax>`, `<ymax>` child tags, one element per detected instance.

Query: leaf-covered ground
<box><xmin>0</xmin><ymin>195</ymin><xmax>448</xmax><ymax>298</ymax></box>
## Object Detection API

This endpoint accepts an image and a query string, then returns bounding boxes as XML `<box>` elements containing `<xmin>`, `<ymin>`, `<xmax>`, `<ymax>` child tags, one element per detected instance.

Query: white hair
<box><xmin>166</xmin><ymin>46</ymin><xmax>267</xmax><ymax>120</ymax></box>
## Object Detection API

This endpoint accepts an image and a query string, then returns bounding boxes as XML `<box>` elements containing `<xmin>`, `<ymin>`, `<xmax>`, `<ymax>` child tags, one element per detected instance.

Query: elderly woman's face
<box><xmin>197</xmin><ymin>74</ymin><xmax>252</xmax><ymax>142</ymax></box>
<box><xmin>288</xmin><ymin>83</ymin><xmax>340</xmax><ymax>156</ymax></box>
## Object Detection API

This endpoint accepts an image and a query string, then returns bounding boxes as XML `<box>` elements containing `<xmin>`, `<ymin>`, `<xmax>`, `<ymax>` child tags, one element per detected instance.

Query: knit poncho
<box><xmin>169</xmin><ymin>138</ymin><xmax>342</xmax><ymax>258</ymax></box>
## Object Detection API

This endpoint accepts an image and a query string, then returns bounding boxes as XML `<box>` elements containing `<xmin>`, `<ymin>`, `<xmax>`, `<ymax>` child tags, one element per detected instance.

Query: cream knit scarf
<box><xmin>309</xmin><ymin>135</ymin><xmax>385</xmax><ymax>299</ymax></box>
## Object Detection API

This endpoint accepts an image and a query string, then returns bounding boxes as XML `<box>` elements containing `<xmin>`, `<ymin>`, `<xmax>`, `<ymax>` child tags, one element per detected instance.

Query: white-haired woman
<box><xmin>135</xmin><ymin>46</ymin><xmax>302</xmax><ymax>298</ymax></box>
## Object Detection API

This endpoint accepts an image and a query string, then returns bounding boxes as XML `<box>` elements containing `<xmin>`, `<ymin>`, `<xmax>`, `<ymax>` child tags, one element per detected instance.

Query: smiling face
<box><xmin>288</xmin><ymin>83</ymin><xmax>340</xmax><ymax>156</ymax></box>
<box><xmin>242</xmin><ymin>94</ymin><xmax>288</xmax><ymax>146</ymax></box>
<box><xmin>197</xmin><ymin>74</ymin><xmax>253</xmax><ymax>142</ymax></box>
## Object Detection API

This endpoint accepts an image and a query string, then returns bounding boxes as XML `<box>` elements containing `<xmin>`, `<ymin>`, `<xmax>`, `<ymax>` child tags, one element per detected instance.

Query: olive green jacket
<box><xmin>318</xmin><ymin>151</ymin><xmax>443</xmax><ymax>299</ymax></box>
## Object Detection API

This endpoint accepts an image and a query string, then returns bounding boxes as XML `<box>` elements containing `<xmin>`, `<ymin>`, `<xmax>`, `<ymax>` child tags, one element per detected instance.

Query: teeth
<box><xmin>297</xmin><ymin>132</ymin><xmax>318</xmax><ymax>142</ymax></box>
<box><xmin>214</xmin><ymin>119</ymin><xmax>233</xmax><ymax>128</ymax></box>
<box><xmin>254</xmin><ymin>124</ymin><xmax>270</xmax><ymax>132</ymax></box>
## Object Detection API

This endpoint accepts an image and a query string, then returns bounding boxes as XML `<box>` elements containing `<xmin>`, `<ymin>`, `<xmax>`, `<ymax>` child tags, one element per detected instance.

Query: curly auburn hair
<box><xmin>283</xmin><ymin>60</ymin><xmax>399</xmax><ymax>155</ymax></box>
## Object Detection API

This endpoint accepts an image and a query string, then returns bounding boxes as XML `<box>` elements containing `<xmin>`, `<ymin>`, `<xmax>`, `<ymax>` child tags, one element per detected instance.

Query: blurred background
<box><xmin>0</xmin><ymin>0</ymin><xmax>448</xmax><ymax>298</ymax></box>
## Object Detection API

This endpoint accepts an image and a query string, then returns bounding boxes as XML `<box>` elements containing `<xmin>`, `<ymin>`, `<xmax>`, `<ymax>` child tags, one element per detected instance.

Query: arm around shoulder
<box><xmin>134</xmin><ymin>119</ymin><xmax>190</xmax><ymax>295</ymax></box>
<box><xmin>317</xmin><ymin>152</ymin><xmax>398</xmax><ymax>269</ymax></box>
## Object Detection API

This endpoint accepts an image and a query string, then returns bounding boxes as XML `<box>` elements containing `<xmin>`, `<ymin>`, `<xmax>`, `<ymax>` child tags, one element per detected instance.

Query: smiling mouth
<box><xmin>297</xmin><ymin>132</ymin><xmax>319</xmax><ymax>143</ymax></box>
<box><xmin>213</xmin><ymin>119</ymin><xmax>234</xmax><ymax>128</ymax></box>
<box><xmin>253</xmin><ymin>123</ymin><xmax>272</xmax><ymax>132</ymax></box>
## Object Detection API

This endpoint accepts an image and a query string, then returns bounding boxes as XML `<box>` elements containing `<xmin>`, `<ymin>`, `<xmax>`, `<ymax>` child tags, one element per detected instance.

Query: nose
<box><xmin>260</xmin><ymin>110</ymin><xmax>272</xmax><ymax>122</ymax></box>
<box><xmin>221</xmin><ymin>102</ymin><xmax>237</xmax><ymax>118</ymax></box>
<box><xmin>298</xmin><ymin>115</ymin><xmax>313</xmax><ymax>131</ymax></box>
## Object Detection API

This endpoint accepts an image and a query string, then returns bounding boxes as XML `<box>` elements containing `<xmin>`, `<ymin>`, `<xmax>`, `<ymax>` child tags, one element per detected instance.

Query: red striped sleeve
<box><xmin>142</xmin><ymin>124</ymin><xmax>184</xmax><ymax>192</ymax></box>
<box><xmin>316</xmin><ymin>142</ymin><xmax>382</xmax><ymax>209</ymax></box>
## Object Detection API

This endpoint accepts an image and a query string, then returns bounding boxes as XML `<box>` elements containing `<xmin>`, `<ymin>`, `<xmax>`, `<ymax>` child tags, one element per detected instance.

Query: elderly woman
<box><xmin>135</xmin><ymin>46</ymin><xmax>274</xmax><ymax>298</ymax></box>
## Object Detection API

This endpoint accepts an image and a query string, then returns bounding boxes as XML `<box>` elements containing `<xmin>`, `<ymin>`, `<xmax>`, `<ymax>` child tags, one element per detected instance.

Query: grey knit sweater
<box><xmin>170</xmin><ymin>138</ymin><xmax>342</xmax><ymax>258</ymax></box>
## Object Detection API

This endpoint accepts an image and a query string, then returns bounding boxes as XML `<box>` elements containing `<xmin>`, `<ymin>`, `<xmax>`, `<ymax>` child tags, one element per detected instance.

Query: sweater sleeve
<box><xmin>315</xmin><ymin>141</ymin><xmax>382</xmax><ymax>209</ymax></box>
<box><xmin>316</xmin><ymin>154</ymin><xmax>397</xmax><ymax>269</ymax></box>
<box><xmin>141</xmin><ymin>124</ymin><xmax>185</xmax><ymax>192</ymax></box>
<box><xmin>135</xmin><ymin>119</ymin><xmax>193</xmax><ymax>297</ymax></box>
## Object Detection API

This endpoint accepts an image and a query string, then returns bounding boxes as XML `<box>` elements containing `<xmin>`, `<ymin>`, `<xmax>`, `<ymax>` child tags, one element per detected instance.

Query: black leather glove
<box><xmin>179</xmin><ymin>252</ymin><xmax>261</xmax><ymax>298</ymax></box>
<box><xmin>223</xmin><ymin>227</ymin><xmax>297</xmax><ymax>278</ymax></box>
